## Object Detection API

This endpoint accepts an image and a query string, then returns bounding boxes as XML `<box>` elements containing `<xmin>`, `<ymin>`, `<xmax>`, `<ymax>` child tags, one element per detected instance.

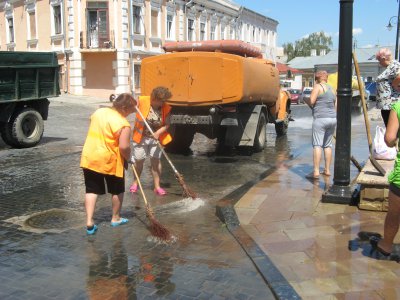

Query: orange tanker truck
<box><xmin>140</xmin><ymin>40</ymin><xmax>291</xmax><ymax>153</ymax></box>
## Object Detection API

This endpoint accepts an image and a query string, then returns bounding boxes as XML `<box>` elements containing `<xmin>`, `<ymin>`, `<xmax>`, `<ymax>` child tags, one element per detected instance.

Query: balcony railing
<box><xmin>80</xmin><ymin>30</ymin><xmax>113</xmax><ymax>49</ymax></box>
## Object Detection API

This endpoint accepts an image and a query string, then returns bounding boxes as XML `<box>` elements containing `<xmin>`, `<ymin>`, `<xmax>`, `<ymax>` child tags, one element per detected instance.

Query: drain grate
<box><xmin>25</xmin><ymin>209</ymin><xmax>83</xmax><ymax>230</ymax></box>
<box><xmin>4</xmin><ymin>208</ymin><xmax>85</xmax><ymax>233</ymax></box>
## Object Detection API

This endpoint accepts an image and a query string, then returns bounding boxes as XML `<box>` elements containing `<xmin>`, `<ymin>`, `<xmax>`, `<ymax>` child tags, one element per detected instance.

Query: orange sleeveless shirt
<box><xmin>132</xmin><ymin>96</ymin><xmax>172</xmax><ymax>145</ymax></box>
<box><xmin>80</xmin><ymin>107</ymin><xmax>130</xmax><ymax>178</ymax></box>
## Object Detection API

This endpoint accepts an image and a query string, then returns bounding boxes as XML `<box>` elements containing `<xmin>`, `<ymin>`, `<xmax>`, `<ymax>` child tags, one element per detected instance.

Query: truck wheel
<box><xmin>253</xmin><ymin>112</ymin><xmax>267</xmax><ymax>152</ymax></box>
<box><xmin>165</xmin><ymin>126</ymin><xmax>195</xmax><ymax>154</ymax></box>
<box><xmin>0</xmin><ymin>123</ymin><xmax>18</xmax><ymax>147</ymax></box>
<box><xmin>10</xmin><ymin>108</ymin><xmax>44</xmax><ymax>148</ymax></box>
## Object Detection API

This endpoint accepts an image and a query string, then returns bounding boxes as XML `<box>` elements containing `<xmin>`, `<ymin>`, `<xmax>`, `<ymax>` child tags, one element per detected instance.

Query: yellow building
<box><xmin>0</xmin><ymin>0</ymin><xmax>278</xmax><ymax>97</ymax></box>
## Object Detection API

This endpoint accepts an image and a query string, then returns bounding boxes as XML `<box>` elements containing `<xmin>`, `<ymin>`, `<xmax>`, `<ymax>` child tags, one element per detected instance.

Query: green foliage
<box><xmin>283</xmin><ymin>31</ymin><xmax>333</xmax><ymax>61</ymax></box>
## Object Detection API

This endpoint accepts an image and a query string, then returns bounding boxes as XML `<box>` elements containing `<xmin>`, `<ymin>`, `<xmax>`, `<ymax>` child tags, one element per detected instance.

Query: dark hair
<box><xmin>109</xmin><ymin>93</ymin><xmax>136</xmax><ymax>113</ymax></box>
<box><xmin>151</xmin><ymin>86</ymin><xmax>172</xmax><ymax>102</ymax></box>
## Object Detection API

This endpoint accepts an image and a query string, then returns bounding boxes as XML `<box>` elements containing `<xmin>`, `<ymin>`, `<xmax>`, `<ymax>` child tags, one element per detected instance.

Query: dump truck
<box><xmin>140</xmin><ymin>40</ymin><xmax>291</xmax><ymax>153</ymax></box>
<box><xmin>0</xmin><ymin>51</ymin><xmax>60</xmax><ymax>148</ymax></box>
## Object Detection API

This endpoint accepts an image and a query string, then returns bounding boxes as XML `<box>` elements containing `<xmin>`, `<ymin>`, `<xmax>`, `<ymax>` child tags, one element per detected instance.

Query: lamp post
<box><xmin>386</xmin><ymin>1</ymin><xmax>400</xmax><ymax>60</ymax></box>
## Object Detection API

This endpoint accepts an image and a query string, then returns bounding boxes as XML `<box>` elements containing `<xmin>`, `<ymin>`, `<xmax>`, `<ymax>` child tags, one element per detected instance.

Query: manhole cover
<box><xmin>4</xmin><ymin>209</ymin><xmax>85</xmax><ymax>233</ymax></box>
<box><xmin>25</xmin><ymin>209</ymin><xmax>83</xmax><ymax>230</ymax></box>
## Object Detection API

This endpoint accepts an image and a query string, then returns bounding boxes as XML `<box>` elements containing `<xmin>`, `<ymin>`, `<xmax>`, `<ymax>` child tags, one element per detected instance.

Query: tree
<box><xmin>283</xmin><ymin>31</ymin><xmax>333</xmax><ymax>61</ymax></box>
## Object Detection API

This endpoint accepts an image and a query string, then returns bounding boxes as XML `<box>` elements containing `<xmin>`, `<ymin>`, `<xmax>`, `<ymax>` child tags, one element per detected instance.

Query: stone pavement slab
<box><xmin>234</xmin><ymin>115</ymin><xmax>400</xmax><ymax>299</ymax></box>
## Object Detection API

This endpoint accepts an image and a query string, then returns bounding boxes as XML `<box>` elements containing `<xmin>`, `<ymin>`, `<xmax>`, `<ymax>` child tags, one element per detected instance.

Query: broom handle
<box><xmin>131</xmin><ymin>163</ymin><xmax>150</xmax><ymax>207</ymax></box>
<box><xmin>352</xmin><ymin>52</ymin><xmax>373</xmax><ymax>149</ymax></box>
<box><xmin>135</xmin><ymin>107</ymin><xmax>182</xmax><ymax>177</ymax></box>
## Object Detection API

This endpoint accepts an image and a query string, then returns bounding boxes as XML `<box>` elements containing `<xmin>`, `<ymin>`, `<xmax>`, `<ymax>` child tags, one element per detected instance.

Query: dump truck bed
<box><xmin>141</xmin><ymin>51</ymin><xmax>280</xmax><ymax>106</ymax></box>
<box><xmin>0</xmin><ymin>51</ymin><xmax>60</xmax><ymax>102</ymax></box>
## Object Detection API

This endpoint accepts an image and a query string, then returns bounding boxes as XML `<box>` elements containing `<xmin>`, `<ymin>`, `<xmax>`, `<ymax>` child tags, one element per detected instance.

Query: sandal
<box><xmin>357</xmin><ymin>231</ymin><xmax>382</xmax><ymax>241</ymax></box>
<box><xmin>129</xmin><ymin>184</ymin><xmax>138</xmax><ymax>193</ymax></box>
<box><xmin>86</xmin><ymin>224</ymin><xmax>98</xmax><ymax>235</ymax></box>
<box><xmin>111</xmin><ymin>218</ymin><xmax>129</xmax><ymax>227</ymax></box>
<box><xmin>154</xmin><ymin>187</ymin><xmax>167</xmax><ymax>196</ymax></box>
<box><xmin>370</xmin><ymin>236</ymin><xmax>391</xmax><ymax>257</ymax></box>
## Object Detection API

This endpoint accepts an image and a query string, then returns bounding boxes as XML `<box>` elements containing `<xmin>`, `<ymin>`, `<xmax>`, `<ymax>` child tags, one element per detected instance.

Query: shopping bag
<box><xmin>373</xmin><ymin>126</ymin><xmax>397</xmax><ymax>160</ymax></box>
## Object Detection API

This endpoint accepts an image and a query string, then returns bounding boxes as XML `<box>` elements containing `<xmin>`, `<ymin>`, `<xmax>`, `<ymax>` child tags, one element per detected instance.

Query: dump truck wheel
<box><xmin>253</xmin><ymin>112</ymin><xmax>267</xmax><ymax>152</ymax></box>
<box><xmin>165</xmin><ymin>126</ymin><xmax>195</xmax><ymax>154</ymax></box>
<box><xmin>0</xmin><ymin>122</ymin><xmax>18</xmax><ymax>147</ymax></box>
<box><xmin>10</xmin><ymin>108</ymin><xmax>44</xmax><ymax>148</ymax></box>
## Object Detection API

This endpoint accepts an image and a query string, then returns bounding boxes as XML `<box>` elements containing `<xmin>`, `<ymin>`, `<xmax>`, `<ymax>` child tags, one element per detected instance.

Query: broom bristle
<box><xmin>146</xmin><ymin>206</ymin><xmax>172</xmax><ymax>241</ymax></box>
<box><xmin>177</xmin><ymin>175</ymin><xmax>197</xmax><ymax>199</ymax></box>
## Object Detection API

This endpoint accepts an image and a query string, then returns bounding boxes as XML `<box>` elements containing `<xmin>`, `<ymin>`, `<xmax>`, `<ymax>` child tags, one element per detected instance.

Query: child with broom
<box><xmin>80</xmin><ymin>93</ymin><xmax>136</xmax><ymax>235</ymax></box>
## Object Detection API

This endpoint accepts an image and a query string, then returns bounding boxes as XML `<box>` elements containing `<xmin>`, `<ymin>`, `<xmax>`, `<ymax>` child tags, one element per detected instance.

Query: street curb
<box><xmin>215</xmin><ymin>167</ymin><xmax>301</xmax><ymax>300</ymax></box>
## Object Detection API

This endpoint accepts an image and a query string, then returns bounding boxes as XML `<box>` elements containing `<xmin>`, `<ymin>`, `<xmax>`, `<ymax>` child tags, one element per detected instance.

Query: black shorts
<box><xmin>83</xmin><ymin>168</ymin><xmax>125</xmax><ymax>195</ymax></box>
<box><xmin>390</xmin><ymin>183</ymin><xmax>400</xmax><ymax>197</ymax></box>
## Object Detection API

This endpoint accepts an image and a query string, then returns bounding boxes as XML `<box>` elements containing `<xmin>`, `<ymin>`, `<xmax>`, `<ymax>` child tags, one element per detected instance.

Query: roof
<box><xmin>287</xmin><ymin>45</ymin><xmax>394</xmax><ymax>70</ymax></box>
<box><xmin>276</xmin><ymin>62</ymin><xmax>302</xmax><ymax>74</ymax></box>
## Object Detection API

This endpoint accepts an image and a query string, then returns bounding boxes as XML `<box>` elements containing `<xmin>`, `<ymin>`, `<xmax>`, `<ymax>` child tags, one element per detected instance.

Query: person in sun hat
<box><xmin>80</xmin><ymin>93</ymin><xmax>136</xmax><ymax>235</ymax></box>
<box><xmin>129</xmin><ymin>86</ymin><xmax>172</xmax><ymax>196</ymax></box>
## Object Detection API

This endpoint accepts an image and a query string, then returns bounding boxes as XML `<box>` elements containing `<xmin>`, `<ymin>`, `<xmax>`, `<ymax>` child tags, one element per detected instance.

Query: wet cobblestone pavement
<box><xmin>0</xmin><ymin>99</ymin><xmax>279</xmax><ymax>299</ymax></box>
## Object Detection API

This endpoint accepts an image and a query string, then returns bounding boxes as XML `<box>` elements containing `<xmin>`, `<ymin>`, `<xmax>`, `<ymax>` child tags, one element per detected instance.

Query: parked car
<box><xmin>288</xmin><ymin>89</ymin><xmax>302</xmax><ymax>104</ymax></box>
<box><xmin>300</xmin><ymin>88</ymin><xmax>312</xmax><ymax>104</ymax></box>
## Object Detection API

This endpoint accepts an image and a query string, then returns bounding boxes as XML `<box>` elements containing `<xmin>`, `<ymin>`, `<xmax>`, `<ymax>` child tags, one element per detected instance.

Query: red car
<box><xmin>288</xmin><ymin>89</ymin><xmax>302</xmax><ymax>104</ymax></box>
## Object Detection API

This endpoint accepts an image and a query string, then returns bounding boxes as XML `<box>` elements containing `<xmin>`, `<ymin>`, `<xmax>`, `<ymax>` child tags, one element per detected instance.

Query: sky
<box><xmin>233</xmin><ymin>0</ymin><xmax>400</xmax><ymax>50</ymax></box>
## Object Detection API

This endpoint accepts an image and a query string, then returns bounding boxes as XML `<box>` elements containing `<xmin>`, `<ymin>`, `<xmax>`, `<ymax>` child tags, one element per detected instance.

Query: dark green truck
<box><xmin>0</xmin><ymin>51</ymin><xmax>60</xmax><ymax>148</ymax></box>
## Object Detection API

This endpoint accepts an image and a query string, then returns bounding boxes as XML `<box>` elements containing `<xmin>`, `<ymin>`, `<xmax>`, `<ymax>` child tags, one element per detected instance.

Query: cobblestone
<box><xmin>0</xmin><ymin>96</ymin><xmax>277</xmax><ymax>298</ymax></box>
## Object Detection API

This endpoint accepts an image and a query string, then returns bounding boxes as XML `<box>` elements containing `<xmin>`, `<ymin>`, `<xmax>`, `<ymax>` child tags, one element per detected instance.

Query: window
<box><xmin>220</xmin><ymin>26</ymin><xmax>225</xmax><ymax>40</ymax></box>
<box><xmin>210</xmin><ymin>25</ymin><xmax>215</xmax><ymax>40</ymax></box>
<box><xmin>200</xmin><ymin>22</ymin><xmax>205</xmax><ymax>41</ymax></box>
<box><xmin>187</xmin><ymin>19</ymin><xmax>194</xmax><ymax>41</ymax></box>
<box><xmin>166</xmin><ymin>14</ymin><xmax>173</xmax><ymax>39</ymax></box>
<box><xmin>87</xmin><ymin>2</ymin><xmax>109</xmax><ymax>48</ymax></box>
<box><xmin>132</xmin><ymin>5</ymin><xmax>141</xmax><ymax>34</ymax></box>
<box><xmin>7</xmin><ymin>18</ymin><xmax>14</xmax><ymax>43</ymax></box>
<box><xmin>53</xmin><ymin>5</ymin><xmax>62</xmax><ymax>35</ymax></box>
<box><xmin>151</xmin><ymin>10</ymin><xmax>158</xmax><ymax>37</ymax></box>
<box><xmin>134</xmin><ymin>64</ymin><xmax>141</xmax><ymax>88</ymax></box>
<box><xmin>28</xmin><ymin>12</ymin><xmax>36</xmax><ymax>39</ymax></box>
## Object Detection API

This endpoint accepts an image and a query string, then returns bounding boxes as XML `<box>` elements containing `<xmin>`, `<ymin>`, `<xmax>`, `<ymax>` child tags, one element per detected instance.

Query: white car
<box><xmin>300</xmin><ymin>88</ymin><xmax>312</xmax><ymax>104</ymax></box>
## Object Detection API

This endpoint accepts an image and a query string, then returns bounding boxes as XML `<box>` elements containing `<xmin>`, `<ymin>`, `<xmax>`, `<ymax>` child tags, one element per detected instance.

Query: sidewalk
<box><xmin>234</xmin><ymin>134</ymin><xmax>400</xmax><ymax>299</ymax></box>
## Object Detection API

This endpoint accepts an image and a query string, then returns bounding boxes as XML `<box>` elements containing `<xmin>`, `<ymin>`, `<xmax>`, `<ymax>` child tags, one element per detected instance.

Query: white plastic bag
<box><xmin>373</xmin><ymin>126</ymin><xmax>397</xmax><ymax>160</ymax></box>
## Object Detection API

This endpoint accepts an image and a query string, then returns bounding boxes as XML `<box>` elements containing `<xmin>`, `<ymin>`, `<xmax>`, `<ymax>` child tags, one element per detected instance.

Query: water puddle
<box><xmin>154</xmin><ymin>197</ymin><xmax>205</xmax><ymax>214</ymax></box>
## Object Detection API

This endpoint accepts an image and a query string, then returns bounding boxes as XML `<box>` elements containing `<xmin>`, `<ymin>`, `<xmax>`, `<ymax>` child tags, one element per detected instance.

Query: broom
<box><xmin>135</xmin><ymin>107</ymin><xmax>197</xmax><ymax>199</ymax></box>
<box><xmin>131</xmin><ymin>163</ymin><xmax>172</xmax><ymax>241</ymax></box>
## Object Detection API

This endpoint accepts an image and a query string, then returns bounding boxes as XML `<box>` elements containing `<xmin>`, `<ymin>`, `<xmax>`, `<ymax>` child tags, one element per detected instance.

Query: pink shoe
<box><xmin>154</xmin><ymin>187</ymin><xmax>167</xmax><ymax>196</ymax></box>
<box><xmin>129</xmin><ymin>184</ymin><xmax>138</xmax><ymax>193</ymax></box>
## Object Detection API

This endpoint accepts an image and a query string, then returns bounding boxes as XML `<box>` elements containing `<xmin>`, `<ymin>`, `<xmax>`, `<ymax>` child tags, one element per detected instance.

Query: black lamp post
<box><xmin>386</xmin><ymin>1</ymin><xmax>400</xmax><ymax>60</ymax></box>
<box><xmin>322</xmin><ymin>0</ymin><xmax>354</xmax><ymax>204</ymax></box>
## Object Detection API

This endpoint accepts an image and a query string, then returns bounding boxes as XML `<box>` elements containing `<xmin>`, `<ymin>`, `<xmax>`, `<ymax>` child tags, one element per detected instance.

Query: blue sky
<box><xmin>233</xmin><ymin>0</ymin><xmax>400</xmax><ymax>49</ymax></box>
